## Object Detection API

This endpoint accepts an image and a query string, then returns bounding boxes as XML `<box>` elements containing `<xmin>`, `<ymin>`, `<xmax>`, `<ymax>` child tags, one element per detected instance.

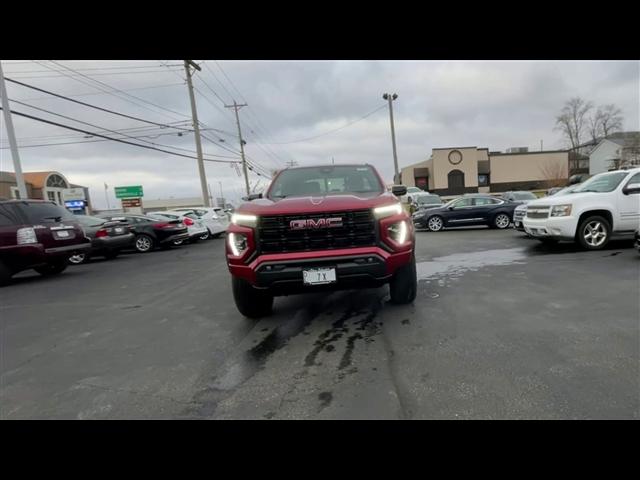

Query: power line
<box><xmin>0</xmin><ymin>107</ymin><xmax>239</xmax><ymax>164</ymax></box>
<box><xmin>39</xmin><ymin>61</ymin><xmax>191</xmax><ymax>122</ymax></box>
<box><xmin>5</xmin><ymin>63</ymin><xmax>183</xmax><ymax>72</ymax></box>
<box><xmin>14</xmin><ymin>82</ymin><xmax>185</xmax><ymax>102</ymax></box>
<box><xmin>7</xmin><ymin>69</ymin><xmax>184</xmax><ymax>79</ymax></box>
<box><xmin>5</xmin><ymin>77</ymin><xmax>195</xmax><ymax>132</ymax></box>
<box><xmin>261</xmin><ymin>104</ymin><xmax>387</xmax><ymax>144</ymax></box>
<box><xmin>7</xmin><ymin>98</ymin><xmax>237</xmax><ymax>159</ymax></box>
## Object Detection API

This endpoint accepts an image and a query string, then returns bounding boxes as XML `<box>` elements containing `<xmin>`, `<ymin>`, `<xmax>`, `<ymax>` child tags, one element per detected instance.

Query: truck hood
<box><xmin>526</xmin><ymin>191</ymin><xmax>596</xmax><ymax>207</ymax></box>
<box><xmin>236</xmin><ymin>192</ymin><xmax>401</xmax><ymax>216</ymax></box>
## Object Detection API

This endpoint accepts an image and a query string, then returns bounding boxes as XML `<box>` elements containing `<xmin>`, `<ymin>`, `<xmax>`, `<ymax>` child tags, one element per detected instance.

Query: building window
<box><xmin>447</xmin><ymin>169</ymin><xmax>465</xmax><ymax>194</ymax></box>
<box><xmin>415</xmin><ymin>177</ymin><xmax>428</xmax><ymax>190</ymax></box>
<box><xmin>478</xmin><ymin>174</ymin><xmax>489</xmax><ymax>186</ymax></box>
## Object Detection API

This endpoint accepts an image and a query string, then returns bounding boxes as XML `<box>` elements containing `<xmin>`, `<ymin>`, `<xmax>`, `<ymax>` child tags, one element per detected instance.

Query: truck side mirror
<box><xmin>623</xmin><ymin>183</ymin><xmax>640</xmax><ymax>195</ymax></box>
<box><xmin>391</xmin><ymin>185</ymin><xmax>407</xmax><ymax>197</ymax></box>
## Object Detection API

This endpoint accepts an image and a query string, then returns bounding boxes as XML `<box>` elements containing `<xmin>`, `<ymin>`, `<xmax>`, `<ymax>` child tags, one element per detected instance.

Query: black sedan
<box><xmin>413</xmin><ymin>194</ymin><xmax>517</xmax><ymax>232</ymax></box>
<box><xmin>97</xmin><ymin>214</ymin><xmax>189</xmax><ymax>253</ymax></box>
<box><xmin>635</xmin><ymin>230</ymin><xmax>640</xmax><ymax>254</ymax></box>
<box><xmin>68</xmin><ymin>215</ymin><xmax>135</xmax><ymax>264</ymax></box>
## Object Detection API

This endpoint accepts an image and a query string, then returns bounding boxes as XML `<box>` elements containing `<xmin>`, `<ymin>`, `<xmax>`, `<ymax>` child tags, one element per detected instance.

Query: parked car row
<box><xmin>0</xmin><ymin>200</ymin><xmax>228</xmax><ymax>285</ymax></box>
<box><xmin>410</xmin><ymin>168</ymin><xmax>640</xmax><ymax>252</ymax></box>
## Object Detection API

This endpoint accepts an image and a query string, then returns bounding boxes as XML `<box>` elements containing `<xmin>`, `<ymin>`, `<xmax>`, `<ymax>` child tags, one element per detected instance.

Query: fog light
<box><xmin>387</xmin><ymin>221</ymin><xmax>408</xmax><ymax>245</ymax></box>
<box><xmin>228</xmin><ymin>232</ymin><xmax>248</xmax><ymax>256</ymax></box>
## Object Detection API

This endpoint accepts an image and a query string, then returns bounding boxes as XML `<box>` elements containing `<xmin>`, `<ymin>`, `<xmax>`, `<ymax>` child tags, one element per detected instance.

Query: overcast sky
<box><xmin>1</xmin><ymin>60</ymin><xmax>638</xmax><ymax>209</ymax></box>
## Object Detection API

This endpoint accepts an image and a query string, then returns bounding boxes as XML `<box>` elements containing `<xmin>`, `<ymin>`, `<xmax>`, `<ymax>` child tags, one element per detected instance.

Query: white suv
<box><xmin>523</xmin><ymin>168</ymin><xmax>640</xmax><ymax>250</ymax></box>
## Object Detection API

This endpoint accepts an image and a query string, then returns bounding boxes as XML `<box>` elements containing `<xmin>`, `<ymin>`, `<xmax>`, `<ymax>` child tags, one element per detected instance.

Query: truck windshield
<box><xmin>269</xmin><ymin>165</ymin><xmax>384</xmax><ymax>199</ymax></box>
<box><xmin>573</xmin><ymin>171</ymin><xmax>629</xmax><ymax>193</ymax></box>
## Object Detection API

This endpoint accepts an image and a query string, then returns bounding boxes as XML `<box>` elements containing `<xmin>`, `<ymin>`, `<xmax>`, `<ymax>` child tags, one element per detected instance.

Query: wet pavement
<box><xmin>1</xmin><ymin>227</ymin><xmax>638</xmax><ymax>419</ymax></box>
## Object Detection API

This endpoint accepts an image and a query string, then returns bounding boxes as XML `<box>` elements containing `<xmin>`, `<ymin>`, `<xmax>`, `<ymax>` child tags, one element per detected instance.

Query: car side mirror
<box><xmin>392</xmin><ymin>185</ymin><xmax>407</xmax><ymax>197</ymax></box>
<box><xmin>448</xmin><ymin>206</ymin><xmax>454</xmax><ymax>210</ymax></box>
<box><xmin>623</xmin><ymin>183</ymin><xmax>640</xmax><ymax>195</ymax></box>
<box><xmin>246</xmin><ymin>193</ymin><xmax>263</xmax><ymax>201</ymax></box>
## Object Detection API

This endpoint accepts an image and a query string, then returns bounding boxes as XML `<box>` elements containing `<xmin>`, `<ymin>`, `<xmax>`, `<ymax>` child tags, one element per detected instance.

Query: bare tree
<box><xmin>587</xmin><ymin>107</ymin><xmax>604</xmax><ymax>144</ymax></box>
<box><xmin>599</xmin><ymin>104</ymin><xmax>624</xmax><ymax>136</ymax></box>
<box><xmin>554</xmin><ymin>97</ymin><xmax>593</xmax><ymax>149</ymax></box>
<box><xmin>539</xmin><ymin>159</ymin><xmax>569</xmax><ymax>188</ymax></box>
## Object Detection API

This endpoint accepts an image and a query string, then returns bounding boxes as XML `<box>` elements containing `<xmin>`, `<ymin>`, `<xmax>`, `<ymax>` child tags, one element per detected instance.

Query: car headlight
<box><xmin>387</xmin><ymin>221</ymin><xmax>408</xmax><ymax>245</ymax></box>
<box><xmin>550</xmin><ymin>204</ymin><xmax>572</xmax><ymax>217</ymax></box>
<box><xmin>228</xmin><ymin>232</ymin><xmax>248</xmax><ymax>256</ymax></box>
<box><xmin>373</xmin><ymin>203</ymin><xmax>403</xmax><ymax>219</ymax></box>
<box><xmin>231</xmin><ymin>213</ymin><xmax>258</xmax><ymax>227</ymax></box>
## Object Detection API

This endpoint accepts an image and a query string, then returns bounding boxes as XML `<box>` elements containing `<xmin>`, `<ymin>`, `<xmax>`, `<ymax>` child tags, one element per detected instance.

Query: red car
<box><xmin>226</xmin><ymin>164</ymin><xmax>416</xmax><ymax>318</ymax></box>
<box><xmin>0</xmin><ymin>199</ymin><xmax>91</xmax><ymax>286</ymax></box>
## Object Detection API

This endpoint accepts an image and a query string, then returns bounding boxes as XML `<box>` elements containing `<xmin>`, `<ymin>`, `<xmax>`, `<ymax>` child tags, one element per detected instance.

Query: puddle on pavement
<box><xmin>416</xmin><ymin>248</ymin><xmax>528</xmax><ymax>284</ymax></box>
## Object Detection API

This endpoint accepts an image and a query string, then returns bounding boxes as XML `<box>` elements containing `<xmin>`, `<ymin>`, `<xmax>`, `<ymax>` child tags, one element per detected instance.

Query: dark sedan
<box><xmin>413</xmin><ymin>194</ymin><xmax>517</xmax><ymax>232</ymax></box>
<box><xmin>635</xmin><ymin>229</ymin><xmax>640</xmax><ymax>254</ymax></box>
<box><xmin>67</xmin><ymin>215</ymin><xmax>135</xmax><ymax>264</ymax></box>
<box><xmin>97</xmin><ymin>214</ymin><xmax>189</xmax><ymax>253</ymax></box>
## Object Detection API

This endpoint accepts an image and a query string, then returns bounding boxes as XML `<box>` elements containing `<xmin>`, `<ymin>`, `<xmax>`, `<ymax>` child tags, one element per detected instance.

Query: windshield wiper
<box><xmin>43</xmin><ymin>216</ymin><xmax>62</xmax><ymax>222</ymax></box>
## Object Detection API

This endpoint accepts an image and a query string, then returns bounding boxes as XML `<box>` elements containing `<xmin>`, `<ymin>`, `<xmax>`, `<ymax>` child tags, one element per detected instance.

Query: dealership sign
<box><xmin>121</xmin><ymin>198</ymin><xmax>142</xmax><ymax>208</ymax></box>
<box><xmin>62</xmin><ymin>188</ymin><xmax>86</xmax><ymax>201</ymax></box>
<box><xmin>114</xmin><ymin>185</ymin><xmax>144</xmax><ymax>199</ymax></box>
<box><xmin>64</xmin><ymin>200</ymin><xmax>86</xmax><ymax>210</ymax></box>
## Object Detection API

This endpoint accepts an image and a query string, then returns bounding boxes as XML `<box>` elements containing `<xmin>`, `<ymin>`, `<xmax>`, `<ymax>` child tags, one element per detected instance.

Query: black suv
<box><xmin>97</xmin><ymin>214</ymin><xmax>188</xmax><ymax>253</ymax></box>
<box><xmin>413</xmin><ymin>194</ymin><xmax>517</xmax><ymax>231</ymax></box>
<box><xmin>0</xmin><ymin>200</ymin><xmax>91</xmax><ymax>285</ymax></box>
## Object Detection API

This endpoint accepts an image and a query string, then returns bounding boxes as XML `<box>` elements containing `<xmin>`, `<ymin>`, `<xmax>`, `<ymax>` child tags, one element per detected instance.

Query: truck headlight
<box><xmin>387</xmin><ymin>221</ymin><xmax>408</xmax><ymax>245</ymax></box>
<box><xmin>373</xmin><ymin>203</ymin><xmax>403</xmax><ymax>219</ymax></box>
<box><xmin>231</xmin><ymin>213</ymin><xmax>258</xmax><ymax>227</ymax></box>
<box><xmin>550</xmin><ymin>204</ymin><xmax>572</xmax><ymax>217</ymax></box>
<box><xmin>16</xmin><ymin>227</ymin><xmax>37</xmax><ymax>244</ymax></box>
<box><xmin>228</xmin><ymin>232</ymin><xmax>248</xmax><ymax>256</ymax></box>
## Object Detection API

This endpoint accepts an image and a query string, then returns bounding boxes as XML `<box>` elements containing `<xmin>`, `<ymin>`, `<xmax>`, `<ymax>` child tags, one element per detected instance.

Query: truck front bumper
<box><xmin>228</xmin><ymin>246</ymin><xmax>412</xmax><ymax>294</ymax></box>
<box><xmin>522</xmin><ymin>217</ymin><xmax>578</xmax><ymax>241</ymax></box>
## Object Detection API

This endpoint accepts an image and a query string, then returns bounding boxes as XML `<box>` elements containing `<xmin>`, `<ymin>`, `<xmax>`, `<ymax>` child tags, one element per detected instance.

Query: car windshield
<box><xmin>573</xmin><ymin>171</ymin><xmax>629</xmax><ymax>193</ymax></box>
<box><xmin>512</xmin><ymin>192</ymin><xmax>537</xmax><ymax>200</ymax></box>
<box><xmin>75</xmin><ymin>215</ymin><xmax>106</xmax><ymax>227</ymax></box>
<box><xmin>417</xmin><ymin>195</ymin><xmax>441</xmax><ymax>205</ymax></box>
<box><xmin>18</xmin><ymin>202</ymin><xmax>77</xmax><ymax>223</ymax></box>
<box><xmin>268</xmin><ymin>165</ymin><xmax>384</xmax><ymax>199</ymax></box>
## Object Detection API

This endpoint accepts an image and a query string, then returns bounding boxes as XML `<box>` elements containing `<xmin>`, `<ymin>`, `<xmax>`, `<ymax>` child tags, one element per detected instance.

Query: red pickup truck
<box><xmin>226</xmin><ymin>164</ymin><xmax>416</xmax><ymax>318</ymax></box>
<box><xmin>0</xmin><ymin>200</ymin><xmax>91</xmax><ymax>286</ymax></box>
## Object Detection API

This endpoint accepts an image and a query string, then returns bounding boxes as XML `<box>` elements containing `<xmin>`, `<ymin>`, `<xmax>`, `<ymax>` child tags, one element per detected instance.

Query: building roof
<box><xmin>489</xmin><ymin>150</ymin><xmax>568</xmax><ymax>156</ymax></box>
<box><xmin>21</xmin><ymin>172</ymin><xmax>53</xmax><ymax>189</ymax></box>
<box><xmin>605</xmin><ymin>131</ymin><xmax>640</xmax><ymax>147</ymax></box>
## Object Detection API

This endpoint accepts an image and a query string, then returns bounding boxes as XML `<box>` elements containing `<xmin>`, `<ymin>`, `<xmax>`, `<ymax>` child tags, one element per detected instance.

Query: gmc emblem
<box><xmin>290</xmin><ymin>217</ymin><xmax>343</xmax><ymax>230</ymax></box>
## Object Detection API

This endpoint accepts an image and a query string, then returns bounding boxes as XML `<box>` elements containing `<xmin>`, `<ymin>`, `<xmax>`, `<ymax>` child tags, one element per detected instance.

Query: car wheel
<box><xmin>199</xmin><ymin>229</ymin><xmax>211</xmax><ymax>241</ymax></box>
<box><xmin>35</xmin><ymin>261</ymin><xmax>68</xmax><ymax>276</ymax></box>
<box><xmin>172</xmin><ymin>239</ymin><xmax>184</xmax><ymax>246</ymax></box>
<box><xmin>0</xmin><ymin>261</ymin><xmax>13</xmax><ymax>287</ymax></box>
<box><xmin>68</xmin><ymin>253</ymin><xmax>88</xmax><ymax>265</ymax></box>
<box><xmin>232</xmin><ymin>276</ymin><xmax>274</xmax><ymax>318</ymax></box>
<box><xmin>577</xmin><ymin>215</ymin><xmax>611</xmax><ymax>250</ymax></box>
<box><xmin>427</xmin><ymin>216</ymin><xmax>444</xmax><ymax>232</ymax></box>
<box><xmin>389</xmin><ymin>253</ymin><xmax>417</xmax><ymax>304</ymax></box>
<box><xmin>134</xmin><ymin>234</ymin><xmax>154</xmax><ymax>253</ymax></box>
<box><xmin>493</xmin><ymin>213</ymin><xmax>511</xmax><ymax>229</ymax></box>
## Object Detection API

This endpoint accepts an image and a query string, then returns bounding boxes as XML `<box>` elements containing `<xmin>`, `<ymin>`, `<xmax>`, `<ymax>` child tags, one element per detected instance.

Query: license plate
<box><xmin>56</xmin><ymin>230</ymin><xmax>70</xmax><ymax>238</ymax></box>
<box><xmin>303</xmin><ymin>267</ymin><xmax>336</xmax><ymax>285</ymax></box>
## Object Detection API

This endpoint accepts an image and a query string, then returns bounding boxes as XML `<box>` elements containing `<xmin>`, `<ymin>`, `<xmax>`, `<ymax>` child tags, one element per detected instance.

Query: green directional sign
<box><xmin>114</xmin><ymin>185</ymin><xmax>143</xmax><ymax>199</ymax></box>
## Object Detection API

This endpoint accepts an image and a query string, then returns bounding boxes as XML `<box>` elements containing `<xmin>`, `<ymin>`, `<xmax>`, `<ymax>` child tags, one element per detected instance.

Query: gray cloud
<box><xmin>1</xmin><ymin>60</ymin><xmax>638</xmax><ymax>208</ymax></box>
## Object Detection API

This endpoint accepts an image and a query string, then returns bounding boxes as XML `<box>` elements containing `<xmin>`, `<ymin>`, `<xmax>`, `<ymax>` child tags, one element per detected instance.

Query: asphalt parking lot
<box><xmin>1</xmin><ymin>229</ymin><xmax>638</xmax><ymax>419</ymax></box>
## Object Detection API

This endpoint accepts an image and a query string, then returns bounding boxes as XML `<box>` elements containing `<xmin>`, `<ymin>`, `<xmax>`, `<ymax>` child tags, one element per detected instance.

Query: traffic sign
<box><xmin>121</xmin><ymin>198</ymin><xmax>142</xmax><ymax>208</ymax></box>
<box><xmin>115</xmin><ymin>185</ymin><xmax>144</xmax><ymax>198</ymax></box>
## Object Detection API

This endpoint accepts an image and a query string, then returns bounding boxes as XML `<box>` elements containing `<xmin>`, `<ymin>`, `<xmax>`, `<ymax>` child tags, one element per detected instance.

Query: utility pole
<box><xmin>0</xmin><ymin>61</ymin><xmax>27</xmax><ymax>199</ymax></box>
<box><xmin>183</xmin><ymin>60</ymin><xmax>210</xmax><ymax>207</ymax></box>
<box><xmin>383</xmin><ymin>93</ymin><xmax>400</xmax><ymax>184</ymax></box>
<box><xmin>225</xmin><ymin>101</ymin><xmax>250</xmax><ymax>196</ymax></box>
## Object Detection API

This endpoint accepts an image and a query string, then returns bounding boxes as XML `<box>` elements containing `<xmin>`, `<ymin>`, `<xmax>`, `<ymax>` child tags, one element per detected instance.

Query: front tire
<box><xmin>0</xmin><ymin>261</ymin><xmax>13</xmax><ymax>287</ymax></box>
<box><xmin>232</xmin><ymin>276</ymin><xmax>274</xmax><ymax>318</ymax></box>
<box><xmin>492</xmin><ymin>213</ymin><xmax>511</xmax><ymax>229</ymax></box>
<box><xmin>389</xmin><ymin>254</ymin><xmax>417</xmax><ymax>304</ymax></box>
<box><xmin>134</xmin><ymin>234</ymin><xmax>154</xmax><ymax>253</ymax></box>
<box><xmin>35</xmin><ymin>261</ymin><xmax>68</xmax><ymax>276</ymax></box>
<box><xmin>68</xmin><ymin>253</ymin><xmax>88</xmax><ymax>265</ymax></box>
<box><xmin>427</xmin><ymin>216</ymin><xmax>444</xmax><ymax>232</ymax></box>
<box><xmin>577</xmin><ymin>215</ymin><xmax>611</xmax><ymax>250</ymax></box>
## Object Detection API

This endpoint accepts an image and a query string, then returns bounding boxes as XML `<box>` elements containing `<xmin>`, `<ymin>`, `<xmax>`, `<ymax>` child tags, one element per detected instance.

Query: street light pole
<box><xmin>383</xmin><ymin>93</ymin><xmax>400</xmax><ymax>184</ymax></box>
<box><xmin>0</xmin><ymin>61</ymin><xmax>27</xmax><ymax>199</ymax></box>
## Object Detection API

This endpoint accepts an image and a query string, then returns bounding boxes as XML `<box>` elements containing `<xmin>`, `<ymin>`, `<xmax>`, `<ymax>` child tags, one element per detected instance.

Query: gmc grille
<box><xmin>526</xmin><ymin>207</ymin><xmax>550</xmax><ymax>219</ymax></box>
<box><xmin>257</xmin><ymin>210</ymin><xmax>377</xmax><ymax>253</ymax></box>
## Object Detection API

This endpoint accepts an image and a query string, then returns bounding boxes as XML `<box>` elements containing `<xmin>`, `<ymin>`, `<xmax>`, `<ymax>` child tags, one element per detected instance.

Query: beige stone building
<box><xmin>401</xmin><ymin>146</ymin><xmax>569</xmax><ymax>196</ymax></box>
